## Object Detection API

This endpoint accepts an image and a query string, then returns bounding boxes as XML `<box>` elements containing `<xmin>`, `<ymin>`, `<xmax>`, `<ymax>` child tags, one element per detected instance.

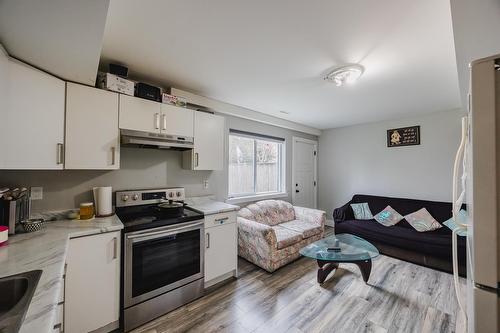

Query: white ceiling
<box><xmin>101</xmin><ymin>0</ymin><xmax>461</xmax><ymax>130</ymax></box>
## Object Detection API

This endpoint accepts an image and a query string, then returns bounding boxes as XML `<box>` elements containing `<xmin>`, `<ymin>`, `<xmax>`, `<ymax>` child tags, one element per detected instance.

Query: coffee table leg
<box><xmin>316</xmin><ymin>260</ymin><xmax>339</xmax><ymax>284</ymax></box>
<box><xmin>354</xmin><ymin>259</ymin><xmax>372</xmax><ymax>283</ymax></box>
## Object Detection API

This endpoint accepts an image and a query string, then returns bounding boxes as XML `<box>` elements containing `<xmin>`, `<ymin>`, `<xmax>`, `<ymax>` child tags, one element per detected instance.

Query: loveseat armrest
<box><xmin>237</xmin><ymin>216</ymin><xmax>277</xmax><ymax>250</ymax></box>
<box><xmin>333</xmin><ymin>200</ymin><xmax>354</xmax><ymax>223</ymax></box>
<box><xmin>293</xmin><ymin>206</ymin><xmax>326</xmax><ymax>229</ymax></box>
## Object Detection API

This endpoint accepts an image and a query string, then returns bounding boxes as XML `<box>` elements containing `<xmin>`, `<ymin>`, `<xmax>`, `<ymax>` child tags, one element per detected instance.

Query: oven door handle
<box><xmin>127</xmin><ymin>220</ymin><xmax>204</xmax><ymax>242</ymax></box>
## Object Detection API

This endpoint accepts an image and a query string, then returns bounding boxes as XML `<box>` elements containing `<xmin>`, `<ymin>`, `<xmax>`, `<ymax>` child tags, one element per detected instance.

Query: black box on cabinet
<box><xmin>135</xmin><ymin>82</ymin><xmax>161</xmax><ymax>102</ymax></box>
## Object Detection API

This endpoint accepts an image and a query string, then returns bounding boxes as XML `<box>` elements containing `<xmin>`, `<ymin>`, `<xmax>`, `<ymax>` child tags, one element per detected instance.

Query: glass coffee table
<box><xmin>300</xmin><ymin>233</ymin><xmax>379</xmax><ymax>284</ymax></box>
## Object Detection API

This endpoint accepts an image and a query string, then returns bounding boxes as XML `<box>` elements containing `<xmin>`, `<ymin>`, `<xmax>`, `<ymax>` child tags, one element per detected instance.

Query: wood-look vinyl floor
<box><xmin>133</xmin><ymin>228</ymin><xmax>466</xmax><ymax>333</ymax></box>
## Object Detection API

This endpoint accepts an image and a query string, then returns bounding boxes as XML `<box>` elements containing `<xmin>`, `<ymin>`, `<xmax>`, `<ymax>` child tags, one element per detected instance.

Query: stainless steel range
<box><xmin>115</xmin><ymin>188</ymin><xmax>205</xmax><ymax>332</ymax></box>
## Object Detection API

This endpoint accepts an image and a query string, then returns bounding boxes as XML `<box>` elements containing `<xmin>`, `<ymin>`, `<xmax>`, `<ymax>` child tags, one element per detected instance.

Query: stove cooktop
<box><xmin>116</xmin><ymin>205</ymin><xmax>204</xmax><ymax>233</ymax></box>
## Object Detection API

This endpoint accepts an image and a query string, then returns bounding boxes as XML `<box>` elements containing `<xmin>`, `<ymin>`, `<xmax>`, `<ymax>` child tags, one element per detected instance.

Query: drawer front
<box><xmin>204</xmin><ymin>211</ymin><xmax>236</xmax><ymax>229</ymax></box>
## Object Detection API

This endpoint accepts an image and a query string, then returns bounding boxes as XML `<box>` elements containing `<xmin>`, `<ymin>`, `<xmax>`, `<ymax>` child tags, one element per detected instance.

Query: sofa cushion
<box><xmin>374</xmin><ymin>205</ymin><xmax>404</xmax><ymax>226</ymax></box>
<box><xmin>350</xmin><ymin>202</ymin><xmax>374</xmax><ymax>220</ymax></box>
<box><xmin>280</xmin><ymin>219</ymin><xmax>323</xmax><ymax>238</ymax></box>
<box><xmin>443</xmin><ymin>209</ymin><xmax>467</xmax><ymax>236</ymax></box>
<box><xmin>404</xmin><ymin>208</ymin><xmax>442</xmax><ymax>232</ymax></box>
<box><xmin>271</xmin><ymin>225</ymin><xmax>303</xmax><ymax>249</ymax></box>
<box><xmin>335</xmin><ymin>219</ymin><xmax>466</xmax><ymax>260</ymax></box>
<box><xmin>238</xmin><ymin>200</ymin><xmax>295</xmax><ymax>226</ymax></box>
<box><xmin>347</xmin><ymin>194</ymin><xmax>465</xmax><ymax>227</ymax></box>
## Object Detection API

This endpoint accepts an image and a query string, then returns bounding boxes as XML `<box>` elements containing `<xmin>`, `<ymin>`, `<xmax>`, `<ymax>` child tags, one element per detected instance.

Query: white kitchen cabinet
<box><xmin>65</xmin><ymin>231</ymin><xmax>120</xmax><ymax>333</ymax></box>
<box><xmin>0</xmin><ymin>58</ymin><xmax>65</xmax><ymax>169</ymax></box>
<box><xmin>119</xmin><ymin>94</ymin><xmax>161</xmax><ymax>133</ymax></box>
<box><xmin>65</xmin><ymin>83</ymin><xmax>120</xmax><ymax>169</ymax></box>
<box><xmin>183</xmin><ymin>112</ymin><xmax>225</xmax><ymax>170</ymax></box>
<box><xmin>160</xmin><ymin>103</ymin><xmax>194</xmax><ymax>138</ymax></box>
<box><xmin>204</xmin><ymin>212</ymin><xmax>237</xmax><ymax>286</ymax></box>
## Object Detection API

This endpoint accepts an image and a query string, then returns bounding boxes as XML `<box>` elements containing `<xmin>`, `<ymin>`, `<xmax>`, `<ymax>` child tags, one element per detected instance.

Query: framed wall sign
<box><xmin>387</xmin><ymin>125</ymin><xmax>420</xmax><ymax>147</ymax></box>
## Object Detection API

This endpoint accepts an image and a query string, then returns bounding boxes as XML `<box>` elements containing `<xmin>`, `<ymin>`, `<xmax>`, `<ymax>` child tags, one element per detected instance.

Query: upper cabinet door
<box><xmin>65</xmin><ymin>83</ymin><xmax>120</xmax><ymax>170</ymax></box>
<box><xmin>194</xmin><ymin>112</ymin><xmax>225</xmax><ymax>170</ymax></box>
<box><xmin>160</xmin><ymin>104</ymin><xmax>194</xmax><ymax>138</ymax></box>
<box><xmin>0</xmin><ymin>58</ymin><xmax>65</xmax><ymax>169</ymax></box>
<box><xmin>119</xmin><ymin>95</ymin><xmax>161</xmax><ymax>133</ymax></box>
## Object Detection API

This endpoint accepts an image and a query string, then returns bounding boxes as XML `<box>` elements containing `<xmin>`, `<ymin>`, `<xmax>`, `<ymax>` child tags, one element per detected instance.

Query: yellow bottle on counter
<box><xmin>79</xmin><ymin>202</ymin><xmax>94</xmax><ymax>220</ymax></box>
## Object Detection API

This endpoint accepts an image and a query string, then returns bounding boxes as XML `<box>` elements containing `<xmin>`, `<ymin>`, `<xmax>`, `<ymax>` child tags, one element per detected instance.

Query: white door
<box><xmin>292</xmin><ymin>137</ymin><xmax>318</xmax><ymax>208</ymax></box>
<box><xmin>119</xmin><ymin>94</ymin><xmax>161</xmax><ymax>133</ymax></box>
<box><xmin>65</xmin><ymin>231</ymin><xmax>120</xmax><ymax>333</ymax></box>
<box><xmin>160</xmin><ymin>103</ymin><xmax>194</xmax><ymax>138</ymax></box>
<box><xmin>193</xmin><ymin>112</ymin><xmax>225</xmax><ymax>170</ymax></box>
<box><xmin>65</xmin><ymin>83</ymin><xmax>120</xmax><ymax>169</ymax></box>
<box><xmin>1</xmin><ymin>58</ymin><xmax>65</xmax><ymax>169</ymax></box>
<box><xmin>205</xmin><ymin>222</ymin><xmax>237</xmax><ymax>282</ymax></box>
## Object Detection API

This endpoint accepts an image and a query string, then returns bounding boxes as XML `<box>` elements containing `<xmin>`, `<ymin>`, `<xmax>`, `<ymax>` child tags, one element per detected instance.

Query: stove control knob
<box><xmin>168</xmin><ymin>192</ymin><xmax>174</xmax><ymax>198</ymax></box>
<box><xmin>121</xmin><ymin>194</ymin><xmax>129</xmax><ymax>202</ymax></box>
<box><xmin>132</xmin><ymin>194</ymin><xmax>139</xmax><ymax>201</ymax></box>
<box><xmin>176</xmin><ymin>191</ymin><xmax>182</xmax><ymax>197</ymax></box>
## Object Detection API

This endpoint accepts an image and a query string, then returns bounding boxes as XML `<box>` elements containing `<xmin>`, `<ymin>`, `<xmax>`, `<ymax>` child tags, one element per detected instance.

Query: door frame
<box><xmin>292</xmin><ymin>137</ymin><xmax>318</xmax><ymax>208</ymax></box>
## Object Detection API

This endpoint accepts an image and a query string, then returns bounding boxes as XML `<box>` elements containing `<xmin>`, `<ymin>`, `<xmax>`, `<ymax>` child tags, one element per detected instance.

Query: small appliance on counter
<box><xmin>0</xmin><ymin>187</ymin><xmax>30</xmax><ymax>235</ymax></box>
<box><xmin>115</xmin><ymin>187</ymin><xmax>205</xmax><ymax>332</ymax></box>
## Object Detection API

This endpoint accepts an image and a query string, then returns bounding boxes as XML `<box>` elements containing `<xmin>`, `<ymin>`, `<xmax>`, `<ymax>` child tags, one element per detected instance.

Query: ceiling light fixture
<box><xmin>324</xmin><ymin>64</ymin><xmax>364</xmax><ymax>86</ymax></box>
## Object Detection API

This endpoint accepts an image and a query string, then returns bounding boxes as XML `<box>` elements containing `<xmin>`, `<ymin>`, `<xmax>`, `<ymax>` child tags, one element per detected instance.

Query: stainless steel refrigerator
<box><xmin>452</xmin><ymin>54</ymin><xmax>500</xmax><ymax>333</ymax></box>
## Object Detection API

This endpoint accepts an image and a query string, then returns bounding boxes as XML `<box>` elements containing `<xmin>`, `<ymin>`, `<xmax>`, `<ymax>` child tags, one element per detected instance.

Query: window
<box><xmin>228</xmin><ymin>130</ymin><xmax>285</xmax><ymax>199</ymax></box>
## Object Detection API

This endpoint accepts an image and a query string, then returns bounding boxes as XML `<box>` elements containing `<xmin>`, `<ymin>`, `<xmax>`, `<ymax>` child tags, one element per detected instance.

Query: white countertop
<box><xmin>186</xmin><ymin>196</ymin><xmax>240</xmax><ymax>215</ymax></box>
<box><xmin>0</xmin><ymin>215</ymin><xmax>123</xmax><ymax>333</ymax></box>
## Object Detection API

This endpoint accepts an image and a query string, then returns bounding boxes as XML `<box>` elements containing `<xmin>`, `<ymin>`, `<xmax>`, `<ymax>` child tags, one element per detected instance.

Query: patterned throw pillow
<box><xmin>350</xmin><ymin>202</ymin><xmax>374</xmax><ymax>220</ymax></box>
<box><xmin>443</xmin><ymin>209</ymin><xmax>467</xmax><ymax>236</ymax></box>
<box><xmin>374</xmin><ymin>205</ymin><xmax>404</xmax><ymax>226</ymax></box>
<box><xmin>404</xmin><ymin>208</ymin><xmax>442</xmax><ymax>232</ymax></box>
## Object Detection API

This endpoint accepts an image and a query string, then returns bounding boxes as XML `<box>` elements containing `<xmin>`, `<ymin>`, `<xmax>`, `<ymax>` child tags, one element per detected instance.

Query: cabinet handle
<box><xmin>162</xmin><ymin>114</ymin><xmax>167</xmax><ymax>130</ymax></box>
<box><xmin>111</xmin><ymin>147</ymin><xmax>116</xmax><ymax>165</ymax></box>
<box><xmin>214</xmin><ymin>217</ymin><xmax>229</xmax><ymax>223</ymax></box>
<box><xmin>154</xmin><ymin>113</ymin><xmax>160</xmax><ymax>129</ymax></box>
<box><xmin>195</xmin><ymin>152</ymin><xmax>199</xmax><ymax>167</ymax></box>
<box><xmin>113</xmin><ymin>237</ymin><xmax>118</xmax><ymax>259</ymax></box>
<box><xmin>206</xmin><ymin>232</ymin><xmax>210</xmax><ymax>249</ymax></box>
<box><xmin>56</xmin><ymin>143</ymin><xmax>64</xmax><ymax>165</ymax></box>
<box><xmin>53</xmin><ymin>323</ymin><xmax>62</xmax><ymax>332</ymax></box>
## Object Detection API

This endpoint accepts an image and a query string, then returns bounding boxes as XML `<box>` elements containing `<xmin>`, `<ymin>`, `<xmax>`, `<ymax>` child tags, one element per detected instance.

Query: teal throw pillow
<box><xmin>350</xmin><ymin>202</ymin><xmax>374</xmax><ymax>220</ymax></box>
<box><xmin>443</xmin><ymin>209</ymin><xmax>468</xmax><ymax>236</ymax></box>
<box><xmin>374</xmin><ymin>205</ymin><xmax>404</xmax><ymax>226</ymax></box>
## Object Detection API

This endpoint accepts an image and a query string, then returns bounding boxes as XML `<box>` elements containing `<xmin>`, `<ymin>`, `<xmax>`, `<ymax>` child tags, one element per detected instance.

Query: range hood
<box><xmin>120</xmin><ymin>129</ymin><xmax>194</xmax><ymax>150</ymax></box>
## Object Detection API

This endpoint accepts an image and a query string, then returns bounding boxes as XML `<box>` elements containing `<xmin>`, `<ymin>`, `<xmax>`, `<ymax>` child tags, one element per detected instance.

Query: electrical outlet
<box><xmin>203</xmin><ymin>180</ymin><xmax>209</xmax><ymax>189</ymax></box>
<box><xmin>30</xmin><ymin>187</ymin><xmax>43</xmax><ymax>200</ymax></box>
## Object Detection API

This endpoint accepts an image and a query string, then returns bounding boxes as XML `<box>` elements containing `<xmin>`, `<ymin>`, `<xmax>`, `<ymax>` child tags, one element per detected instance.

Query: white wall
<box><xmin>318</xmin><ymin>109</ymin><xmax>464</xmax><ymax>217</ymax></box>
<box><xmin>450</xmin><ymin>0</ymin><xmax>500</xmax><ymax>108</ymax></box>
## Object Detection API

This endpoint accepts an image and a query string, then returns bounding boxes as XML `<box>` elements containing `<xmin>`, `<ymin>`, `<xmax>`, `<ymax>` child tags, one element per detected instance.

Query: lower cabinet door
<box><xmin>65</xmin><ymin>231</ymin><xmax>120</xmax><ymax>333</ymax></box>
<box><xmin>204</xmin><ymin>223</ymin><xmax>237</xmax><ymax>282</ymax></box>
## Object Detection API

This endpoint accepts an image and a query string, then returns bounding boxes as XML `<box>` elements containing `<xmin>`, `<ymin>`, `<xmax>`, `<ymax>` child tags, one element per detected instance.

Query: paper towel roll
<box><xmin>93</xmin><ymin>186</ymin><xmax>113</xmax><ymax>217</ymax></box>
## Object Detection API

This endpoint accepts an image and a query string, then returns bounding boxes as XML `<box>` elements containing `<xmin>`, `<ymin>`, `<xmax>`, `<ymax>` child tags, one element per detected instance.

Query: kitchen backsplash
<box><xmin>0</xmin><ymin>147</ymin><xmax>220</xmax><ymax>213</ymax></box>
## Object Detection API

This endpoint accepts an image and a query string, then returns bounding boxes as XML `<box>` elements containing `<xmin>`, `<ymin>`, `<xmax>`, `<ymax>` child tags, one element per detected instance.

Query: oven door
<box><xmin>124</xmin><ymin>220</ymin><xmax>204</xmax><ymax>308</ymax></box>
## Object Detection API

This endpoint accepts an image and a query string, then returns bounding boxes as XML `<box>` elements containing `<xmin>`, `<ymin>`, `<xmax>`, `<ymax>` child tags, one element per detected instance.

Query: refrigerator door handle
<box><xmin>452</xmin><ymin>116</ymin><xmax>468</xmax><ymax>226</ymax></box>
<box><xmin>452</xmin><ymin>227</ymin><xmax>468</xmax><ymax>322</ymax></box>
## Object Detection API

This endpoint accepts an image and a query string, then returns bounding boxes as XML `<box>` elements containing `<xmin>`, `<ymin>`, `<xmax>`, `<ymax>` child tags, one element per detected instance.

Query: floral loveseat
<box><xmin>237</xmin><ymin>200</ymin><xmax>326</xmax><ymax>272</ymax></box>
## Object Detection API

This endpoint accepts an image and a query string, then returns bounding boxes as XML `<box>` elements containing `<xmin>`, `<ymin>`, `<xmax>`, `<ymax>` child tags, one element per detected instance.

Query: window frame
<box><xmin>227</xmin><ymin>130</ymin><xmax>286</xmax><ymax>202</ymax></box>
